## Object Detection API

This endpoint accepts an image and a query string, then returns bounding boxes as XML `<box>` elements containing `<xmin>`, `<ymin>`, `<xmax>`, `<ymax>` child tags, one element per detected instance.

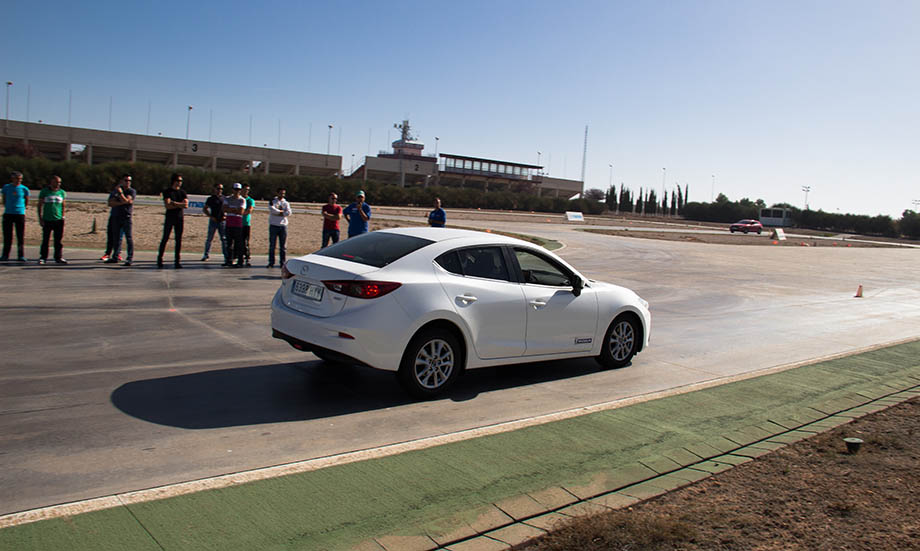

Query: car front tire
<box><xmin>398</xmin><ymin>329</ymin><xmax>462</xmax><ymax>399</ymax></box>
<box><xmin>596</xmin><ymin>314</ymin><xmax>640</xmax><ymax>369</ymax></box>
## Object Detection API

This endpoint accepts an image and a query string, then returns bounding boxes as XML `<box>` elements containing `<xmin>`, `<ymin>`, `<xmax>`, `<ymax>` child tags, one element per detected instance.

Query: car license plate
<box><xmin>293</xmin><ymin>280</ymin><xmax>324</xmax><ymax>301</ymax></box>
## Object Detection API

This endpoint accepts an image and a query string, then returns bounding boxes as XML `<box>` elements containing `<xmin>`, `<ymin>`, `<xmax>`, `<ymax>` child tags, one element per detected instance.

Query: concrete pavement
<box><xmin>1</xmin><ymin>215</ymin><xmax>919</xmax><ymax>549</ymax></box>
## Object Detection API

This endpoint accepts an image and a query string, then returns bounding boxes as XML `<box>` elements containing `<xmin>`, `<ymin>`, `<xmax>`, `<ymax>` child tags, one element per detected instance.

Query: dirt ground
<box><xmin>17</xmin><ymin>202</ymin><xmax>427</xmax><ymax>261</ymax></box>
<box><xmin>517</xmin><ymin>397</ymin><xmax>920</xmax><ymax>551</ymax></box>
<box><xmin>13</xmin><ymin>202</ymin><xmax>909</xmax><ymax>261</ymax></box>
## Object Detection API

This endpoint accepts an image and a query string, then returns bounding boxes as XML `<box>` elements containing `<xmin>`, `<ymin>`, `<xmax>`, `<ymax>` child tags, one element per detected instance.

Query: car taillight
<box><xmin>323</xmin><ymin>280</ymin><xmax>401</xmax><ymax>299</ymax></box>
<box><xmin>281</xmin><ymin>263</ymin><xmax>295</xmax><ymax>279</ymax></box>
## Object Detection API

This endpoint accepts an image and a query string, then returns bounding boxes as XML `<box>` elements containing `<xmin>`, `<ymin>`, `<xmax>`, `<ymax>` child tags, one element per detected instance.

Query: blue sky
<box><xmin>5</xmin><ymin>0</ymin><xmax>919</xmax><ymax>217</ymax></box>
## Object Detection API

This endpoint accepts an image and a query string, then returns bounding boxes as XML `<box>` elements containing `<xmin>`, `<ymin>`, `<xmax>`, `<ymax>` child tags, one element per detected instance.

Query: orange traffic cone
<box><xmin>855</xmin><ymin>285</ymin><xmax>863</xmax><ymax>298</ymax></box>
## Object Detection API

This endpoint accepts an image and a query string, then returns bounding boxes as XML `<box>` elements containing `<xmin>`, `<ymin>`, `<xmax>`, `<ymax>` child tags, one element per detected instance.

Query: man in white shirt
<box><xmin>267</xmin><ymin>187</ymin><xmax>291</xmax><ymax>268</ymax></box>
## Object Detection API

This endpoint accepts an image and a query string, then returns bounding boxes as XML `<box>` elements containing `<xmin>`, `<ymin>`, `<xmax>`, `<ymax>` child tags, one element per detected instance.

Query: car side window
<box><xmin>459</xmin><ymin>247</ymin><xmax>511</xmax><ymax>282</ymax></box>
<box><xmin>514</xmin><ymin>248</ymin><xmax>572</xmax><ymax>287</ymax></box>
<box><xmin>434</xmin><ymin>251</ymin><xmax>463</xmax><ymax>275</ymax></box>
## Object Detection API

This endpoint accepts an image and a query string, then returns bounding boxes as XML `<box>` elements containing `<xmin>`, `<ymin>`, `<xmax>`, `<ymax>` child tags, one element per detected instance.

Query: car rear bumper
<box><xmin>270</xmin><ymin>288</ymin><xmax>406</xmax><ymax>372</ymax></box>
<box><xmin>271</xmin><ymin>328</ymin><xmax>370</xmax><ymax>367</ymax></box>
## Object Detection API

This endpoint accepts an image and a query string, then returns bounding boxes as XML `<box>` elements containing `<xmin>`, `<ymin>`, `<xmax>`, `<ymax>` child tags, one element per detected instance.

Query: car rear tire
<box><xmin>596</xmin><ymin>314</ymin><xmax>640</xmax><ymax>369</ymax></box>
<box><xmin>398</xmin><ymin>329</ymin><xmax>462</xmax><ymax>399</ymax></box>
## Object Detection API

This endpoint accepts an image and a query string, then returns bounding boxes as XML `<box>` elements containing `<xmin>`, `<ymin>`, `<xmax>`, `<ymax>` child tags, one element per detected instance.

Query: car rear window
<box><xmin>314</xmin><ymin>232</ymin><xmax>434</xmax><ymax>268</ymax></box>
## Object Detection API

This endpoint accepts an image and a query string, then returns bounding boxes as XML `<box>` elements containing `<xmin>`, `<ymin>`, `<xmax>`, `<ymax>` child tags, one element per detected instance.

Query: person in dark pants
<box><xmin>37</xmin><ymin>175</ymin><xmax>67</xmax><ymax>264</ymax></box>
<box><xmin>321</xmin><ymin>192</ymin><xmax>342</xmax><ymax>248</ymax></box>
<box><xmin>241</xmin><ymin>183</ymin><xmax>255</xmax><ymax>266</ymax></box>
<box><xmin>201</xmin><ymin>183</ymin><xmax>228</xmax><ymax>263</ymax></box>
<box><xmin>223</xmin><ymin>183</ymin><xmax>246</xmax><ymax>267</ymax></box>
<box><xmin>106</xmin><ymin>174</ymin><xmax>136</xmax><ymax>266</ymax></box>
<box><xmin>267</xmin><ymin>187</ymin><xmax>291</xmax><ymax>268</ymax></box>
<box><xmin>342</xmin><ymin>190</ymin><xmax>371</xmax><ymax>238</ymax></box>
<box><xmin>1</xmin><ymin>170</ymin><xmax>30</xmax><ymax>262</ymax></box>
<box><xmin>157</xmin><ymin>173</ymin><xmax>188</xmax><ymax>268</ymax></box>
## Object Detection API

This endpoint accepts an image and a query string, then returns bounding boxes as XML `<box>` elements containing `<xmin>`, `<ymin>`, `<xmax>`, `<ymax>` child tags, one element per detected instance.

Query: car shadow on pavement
<box><xmin>110</xmin><ymin>358</ymin><xmax>605</xmax><ymax>429</ymax></box>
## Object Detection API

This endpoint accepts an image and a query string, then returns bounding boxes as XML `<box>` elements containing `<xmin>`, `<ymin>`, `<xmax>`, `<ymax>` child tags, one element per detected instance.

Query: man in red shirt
<box><xmin>321</xmin><ymin>192</ymin><xmax>342</xmax><ymax>248</ymax></box>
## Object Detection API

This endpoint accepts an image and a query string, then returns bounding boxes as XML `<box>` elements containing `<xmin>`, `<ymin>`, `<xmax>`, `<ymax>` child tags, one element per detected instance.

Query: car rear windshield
<box><xmin>314</xmin><ymin>232</ymin><xmax>434</xmax><ymax>268</ymax></box>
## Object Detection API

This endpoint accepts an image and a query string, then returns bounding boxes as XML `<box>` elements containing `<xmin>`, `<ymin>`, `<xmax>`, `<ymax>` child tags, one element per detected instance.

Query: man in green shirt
<box><xmin>241</xmin><ymin>183</ymin><xmax>255</xmax><ymax>267</ymax></box>
<box><xmin>37</xmin><ymin>175</ymin><xmax>67</xmax><ymax>264</ymax></box>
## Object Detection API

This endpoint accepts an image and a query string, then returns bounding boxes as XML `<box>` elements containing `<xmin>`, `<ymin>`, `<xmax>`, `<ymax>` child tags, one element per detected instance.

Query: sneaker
<box><xmin>201</xmin><ymin>255</ymin><xmax>209</xmax><ymax>261</ymax></box>
<box><xmin>266</xmin><ymin>264</ymin><xmax>274</xmax><ymax>268</ymax></box>
<box><xmin>55</xmin><ymin>258</ymin><xmax>68</xmax><ymax>264</ymax></box>
<box><xmin>117</xmin><ymin>254</ymin><xmax>123</xmax><ymax>261</ymax></box>
<box><xmin>100</xmin><ymin>254</ymin><xmax>110</xmax><ymax>261</ymax></box>
<box><xmin>174</xmin><ymin>263</ymin><xmax>183</xmax><ymax>269</ymax></box>
<box><xmin>17</xmin><ymin>257</ymin><xmax>27</xmax><ymax>262</ymax></box>
<box><xmin>104</xmin><ymin>258</ymin><xmax>119</xmax><ymax>264</ymax></box>
<box><xmin>123</xmin><ymin>260</ymin><xmax>132</xmax><ymax>266</ymax></box>
<box><xmin>221</xmin><ymin>262</ymin><xmax>232</xmax><ymax>267</ymax></box>
<box><xmin>157</xmin><ymin>260</ymin><xmax>164</xmax><ymax>268</ymax></box>
<box><xmin>37</xmin><ymin>259</ymin><xmax>45</xmax><ymax>265</ymax></box>
<box><xmin>245</xmin><ymin>261</ymin><xmax>251</xmax><ymax>267</ymax></box>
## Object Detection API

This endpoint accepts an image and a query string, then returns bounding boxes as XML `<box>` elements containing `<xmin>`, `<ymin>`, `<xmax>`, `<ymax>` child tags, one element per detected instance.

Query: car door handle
<box><xmin>457</xmin><ymin>294</ymin><xmax>478</xmax><ymax>304</ymax></box>
<box><xmin>529</xmin><ymin>300</ymin><xmax>547</xmax><ymax>309</ymax></box>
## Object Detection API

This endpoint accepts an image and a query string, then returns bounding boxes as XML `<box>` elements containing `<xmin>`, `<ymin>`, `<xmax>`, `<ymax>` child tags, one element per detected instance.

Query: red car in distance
<box><xmin>729</xmin><ymin>219</ymin><xmax>764</xmax><ymax>234</ymax></box>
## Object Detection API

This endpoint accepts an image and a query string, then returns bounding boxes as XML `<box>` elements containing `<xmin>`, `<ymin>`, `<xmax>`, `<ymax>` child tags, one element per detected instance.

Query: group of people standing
<box><xmin>2</xmin><ymin>170</ymin><xmax>69</xmax><ymax>264</ymax></box>
<box><xmin>200</xmin><ymin>180</ymin><xmax>289</xmax><ymax>268</ymax></box>
<box><xmin>2</xmin><ymin>169</ymin><xmax>448</xmax><ymax>267</ymax></box>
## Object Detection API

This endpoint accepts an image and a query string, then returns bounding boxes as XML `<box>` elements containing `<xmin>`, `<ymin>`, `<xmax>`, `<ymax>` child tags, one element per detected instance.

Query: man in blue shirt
<box><xmin>1</xmin><ymin>171</ymin><xmax>30</xmax><ymax>261</ymax></box>
<box><xmin>427</xmin><ymin>197</ymin><xmax>446</xmax><ymax>227</ymax></box>
<box><xmin>343</xmin><ymin>190</ymin><xmax>371</xmax><ymax>238</ymax></box>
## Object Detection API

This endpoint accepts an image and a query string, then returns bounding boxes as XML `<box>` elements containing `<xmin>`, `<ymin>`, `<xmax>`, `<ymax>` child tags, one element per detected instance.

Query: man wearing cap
<box><xmin>1</xmin><ymin>171</ymin><xmax>30</xmax><ymax>262</ymax></box>
<box><xmin>223</xmin><ymin>183</ymin><xmax>247</xmax><ymax>267</ymax></box>
<box><xmin>342</xmin><ymin>190</ymin><xmax>371</xmax><ymax>238</ymax></box>
<box><xmin>321</xmin><ymin>192</ymin><xmax>342</xmax><ymax>248</ymax></box>
<box><xmin>156</xmin><ymin>173</ymin><xmax>188</xmax><ymax>268</ymax></box>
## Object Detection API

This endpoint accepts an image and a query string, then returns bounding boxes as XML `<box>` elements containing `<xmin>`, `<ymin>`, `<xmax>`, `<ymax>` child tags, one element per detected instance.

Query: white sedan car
<box><xmin>271</xmin><ymin>227</ymin><xmax>650</xmax><ymax>398</ymax></box>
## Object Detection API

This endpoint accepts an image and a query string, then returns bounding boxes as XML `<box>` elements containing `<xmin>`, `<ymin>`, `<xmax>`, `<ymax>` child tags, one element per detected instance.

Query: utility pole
<box><xmin>802</xmin><ymin>186</ymin><xmax>811</xmax><ymax>210</ymax></box>
<box><xmin>326</xmin><ymin>124</ymin><xmax>333</xmax><ymax>167</ymax></box>
<box><xmin>5</xmin><ymin>81</ymin><xmax>11</xmax><ymax>133</ymax></box>
<box><xmin>580</xmin><ymin>125</ymin><xmax>588</xmax><ymax>195</ymax></box>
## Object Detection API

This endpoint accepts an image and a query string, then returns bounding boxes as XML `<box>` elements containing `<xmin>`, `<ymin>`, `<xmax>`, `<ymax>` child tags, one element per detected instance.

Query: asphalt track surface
<box><xmin>1</xmin><ymin>212</ymin><xmax>919</xmax><ymax>535</ymax></box>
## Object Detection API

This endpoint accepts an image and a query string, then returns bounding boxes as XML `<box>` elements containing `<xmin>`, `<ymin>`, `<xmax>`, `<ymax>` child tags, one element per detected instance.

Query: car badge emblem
<box><xmin>300</xmin><ymin>265</ymin><xmax>310</xmax><ymax>274</ymax></box>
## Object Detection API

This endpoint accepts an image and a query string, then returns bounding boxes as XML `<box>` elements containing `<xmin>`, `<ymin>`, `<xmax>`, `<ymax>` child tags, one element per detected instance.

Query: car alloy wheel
<box><xmin>414</xmin><ymin>338</ymin><xmax>454</xmax><ymax>389</ymax></box>
<box><xmin>596</xmin><ymin>315</ymin><xmax>639</xmax><ymax>369</ymax></box>
<box><xmin>398</xmin><ymin>329</ymin><xmax>462</xmax><ymax>398</ymax></box>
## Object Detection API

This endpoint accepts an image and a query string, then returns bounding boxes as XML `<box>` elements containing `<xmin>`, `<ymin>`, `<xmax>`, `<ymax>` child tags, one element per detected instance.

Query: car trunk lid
<box><xmin>282</xmin><ymin>256</ymin><xmax>377</xmax><ymax>318</ymax></box>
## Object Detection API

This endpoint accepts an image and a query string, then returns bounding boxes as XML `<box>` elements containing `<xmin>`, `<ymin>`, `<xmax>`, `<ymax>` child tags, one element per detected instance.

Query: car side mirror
<box><xmin>571</xmin><ymin>276</ymin><xmax>583</xmax><ymax>297</ymax></box>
